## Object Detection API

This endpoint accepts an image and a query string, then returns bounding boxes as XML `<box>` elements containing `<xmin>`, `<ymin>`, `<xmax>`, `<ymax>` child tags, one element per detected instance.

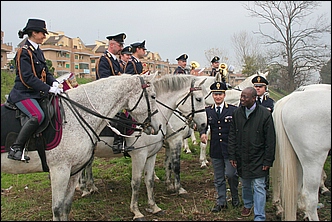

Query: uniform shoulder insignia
<box><xmin>22</xmin><ymin>45</ymin><xmax>29</xmax><ymax>50</ymax></box>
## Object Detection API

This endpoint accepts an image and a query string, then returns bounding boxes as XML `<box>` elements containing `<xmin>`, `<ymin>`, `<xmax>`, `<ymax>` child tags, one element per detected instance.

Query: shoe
<box><xmin>8</xmin><ymin>147</ymin><xmax>30</xmax><ymax>161</ymax></box>
<box><xmin>232</xmin><ymin>199</ymin><xmax>240</xmax><ymax>207</ymax></box>
<box><xmin>211</xmin><ymin>204</ymin><xmax>227</xmax><ymax>213</ymax></box>
<box><xmin>241</xmin><ymin>206</ymin><xmax>253</xmax><ymax>217</ymax></box>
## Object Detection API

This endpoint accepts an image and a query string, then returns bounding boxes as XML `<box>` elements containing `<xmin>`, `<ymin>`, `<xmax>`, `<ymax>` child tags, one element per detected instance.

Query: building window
<box><xmin>75</xmin><ymin>55</ymin><xmax>78</xmax><ymax>59</ymax></box>
<box><xmin>65</xmin><ymin>64</ymin><xmax>70</xmax><ymax>68</ymax></box>
<box><xmin>75</xmin><ymin>65</ymin><xmax>79</xmax><ymax>69</ymax></box>
<box><xmin>91</xmin><ymin>59</ymin><xmax>95</xmax><ymax>63</ymax></box>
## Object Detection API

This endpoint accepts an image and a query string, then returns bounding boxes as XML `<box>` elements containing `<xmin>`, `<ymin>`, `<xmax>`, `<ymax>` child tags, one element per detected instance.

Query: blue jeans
<box><xmin>211</xmin><ymin>158</ymin><xmax>239</xmax><ymax>205</ymax></box>
<box><xmin>241</xmin><ymin>177</ymin><xmax>266</xmax><ymax>221</ymax></box>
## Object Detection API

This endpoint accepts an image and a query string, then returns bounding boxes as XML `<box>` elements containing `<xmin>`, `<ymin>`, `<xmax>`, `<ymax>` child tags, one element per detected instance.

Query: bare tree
<box><xmin>244</xmin><ymin>1</ymin><xmax>331</xmax><ymax>91</ymax></box>
<box><xmin>231</xmin><ymin>30</ymin><xmax>269</xmax><ymax>76</ymax></box>
<box><xmin>204</xmin><ymin>48</ymin><xmax>230</xmax><ymax>67</ymax></box>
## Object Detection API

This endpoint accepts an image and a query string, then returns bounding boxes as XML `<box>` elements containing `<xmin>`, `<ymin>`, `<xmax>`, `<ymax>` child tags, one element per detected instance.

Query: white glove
<box><xmin>49</xmin><ymin>86</ymin><xmax>63</xmax><ymax>95</ymax></box>
<box><xmin>52</xmin><ymin>81</ymin><xmax>59</xmax><ymax>88</ymax></box>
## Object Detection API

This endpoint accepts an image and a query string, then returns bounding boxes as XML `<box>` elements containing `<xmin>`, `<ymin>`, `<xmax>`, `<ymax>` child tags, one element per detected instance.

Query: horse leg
<box><xmin>190</xmin><ymin>129</ymin><xmax>197</xmax><ymax>145</ymax></box>
<box><xmin>199</xmin><ymin>126</ymin><xmax>210</xmax><ymax>168</ymax></box>
<box><xmin>164</xmin><ymin>142</ymin><xmax>175</xmax><ymax>192</ymax></box>
<box><xmin>319</xmin><ymin>169</ymin><xmax>331</xmax><ymax>196</ymax></box>
<box><xmin>144</xmin><ymin>154</ymin><xmax>163</xmax><ymax>214</ymax></box>
<box><xmin>130</xmin><ymin>152</ymin><xmax>148</xmax><ymax>220</ymax></box>
<box><xmin>85</xmin><ymin>157</ymin><xmax>98</xmax><ymax>194</ymax></box>
<box><xmin>299</xmin><ymin>163</ymin><xmax>322</xmax><ymax>221</ymax></box>
<box><xmin>50</xmin><ymin>168</ymin><xmax>80</xmax><ymax>221</ymax></box>
<box><xmin>183</xmin><ymin>138</ymin><xmax>191</xmax><ymax>154</ymax></box>
<box><xmin>173</xmin><ymin>140</ymin><xmax>187</xmax><ymax>194</ymax></box>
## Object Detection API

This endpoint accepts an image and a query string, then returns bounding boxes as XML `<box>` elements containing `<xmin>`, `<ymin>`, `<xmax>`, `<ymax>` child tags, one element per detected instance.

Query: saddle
<box><xmin>1</xmin><ymin>96</ymin><xmax>64</xmax><ymax>171</ymax></box>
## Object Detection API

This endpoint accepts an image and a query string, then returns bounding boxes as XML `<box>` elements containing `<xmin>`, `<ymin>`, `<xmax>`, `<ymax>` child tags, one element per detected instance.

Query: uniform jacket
<box><xmin>204</xmin><ymin>103</ymin><xmax>237</xmax><ymax>159</ymax></box>
<box><xmin>210</xmin><ymin>68</ymin><xmax>218</xmax><ymax>76</ymax></box>
<box><xmin>228</xmin><ymin>104</ymin><xmax>276</xmax><ymax>179</ymax></box>
<box><xmin>96</xmin><ymin>51</ymin><xmax>122</xmax><ymax>79</ymax></box>
<box><xmin>257</xmin><ymin>94</ymin><xmax>274</xmax><ymax>113</ymax></box>
<box><xmin>125</xmin><ymin>56</ymin><xmax>142</xmax><ymax>74</ymax></box>
<box><xmin>173</xmin><ymin>66</ymin><xmax>189</xmax><ymax>74</ymax></box>
<box><xmin>8</xmin><ymin>40</ymin><xmax>57</xmax><ymax>104</ymax></box>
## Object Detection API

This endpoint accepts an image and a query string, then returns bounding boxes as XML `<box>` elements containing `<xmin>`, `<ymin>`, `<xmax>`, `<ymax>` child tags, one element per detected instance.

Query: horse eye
<box><xmin>196</xmin><ymin>98</ymin><xmax>202</xmax><ymax>102</ymax></box>
<box><xmin>151</xmin><ymin>95</ymin><xmax>156</xmax><ymax>100</ymax></box>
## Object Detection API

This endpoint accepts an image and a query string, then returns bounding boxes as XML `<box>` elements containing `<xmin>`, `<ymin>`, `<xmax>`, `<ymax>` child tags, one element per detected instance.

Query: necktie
<box><xmin>258</xmin><ymin>97</ymin><xmax>262</xmax><ymax>104</ymax></box>
<box><xmin>217</xmin><ymin>106</ymin><xmax>221</xmax><ymax>117</ymax></box>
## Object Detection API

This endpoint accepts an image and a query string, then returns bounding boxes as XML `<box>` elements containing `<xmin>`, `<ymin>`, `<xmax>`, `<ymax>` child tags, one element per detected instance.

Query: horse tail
<box><xmin>272</xmin><ymin>95</ymin><xmax>298</xmax><ymax>221</ymax></box>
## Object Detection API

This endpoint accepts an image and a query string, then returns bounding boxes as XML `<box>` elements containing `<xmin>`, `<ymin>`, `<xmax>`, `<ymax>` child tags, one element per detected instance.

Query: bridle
<box><xmin>58</xmin><ymin>75</ymin><xmax>158</xmax><ymax>144</ymax></box>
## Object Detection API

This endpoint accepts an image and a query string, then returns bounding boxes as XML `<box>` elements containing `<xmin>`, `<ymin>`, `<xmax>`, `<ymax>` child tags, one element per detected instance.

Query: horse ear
<box><xmin>197</xmin><ymin>77</ymin><xmax>207</xmax><ymax>87</ymax></box>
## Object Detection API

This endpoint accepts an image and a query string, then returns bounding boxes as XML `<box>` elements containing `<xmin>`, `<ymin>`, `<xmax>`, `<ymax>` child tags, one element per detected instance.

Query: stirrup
<box><xmin>21</xmin><ymin>148</ymin><xmax>30</xmax><ymax>162</ymax></box>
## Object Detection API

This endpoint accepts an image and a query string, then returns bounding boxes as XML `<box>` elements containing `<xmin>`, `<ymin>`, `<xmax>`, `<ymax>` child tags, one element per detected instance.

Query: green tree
<box><xmin>46</xmin><ymin>59</ymin><xmax>55</xmax><ymax>75</ymax></box>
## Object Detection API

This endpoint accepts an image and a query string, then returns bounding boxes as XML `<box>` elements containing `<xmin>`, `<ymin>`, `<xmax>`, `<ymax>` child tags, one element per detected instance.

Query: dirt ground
<box><xmin>72</xmin><ymin>148</ymin><xmax>331</xmax><ymax>221</ymax></box>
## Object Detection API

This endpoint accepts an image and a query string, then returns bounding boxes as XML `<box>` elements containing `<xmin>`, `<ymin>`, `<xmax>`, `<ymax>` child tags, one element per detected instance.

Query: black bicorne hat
<box><xmin>106</xmin><ymin>33</ymin><xmax>126</xmax><ymax>44</ymax></box>
<box><xmin>130</xmin><ymin>40</ymin><xmax>146</xmax><ymax>50</ymax></box>
<box><xmin>252</xmin><ymin>76</ymin><xmax>269</xmax><ymax>86</ymax></box>
<box><xmin>176</xmin><ymin>54</ymin><xmax>188</xmax><ymax>61</ymax></box>
<box><xmin>210</xmin><ymin>81</ymin><xmax>228</xmax><ymax>92</ymax></box>
<box><xmin>211</xmin><ymin>56</ymin><xmax>220</xmax><ymax>63</ymax></box>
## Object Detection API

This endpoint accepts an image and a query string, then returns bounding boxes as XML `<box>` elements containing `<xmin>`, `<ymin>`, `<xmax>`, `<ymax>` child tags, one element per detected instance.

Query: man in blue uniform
<box><xmin>252</xmin><ymin>75</ymin><xmax>275</xmax><ymax>200</ymax></box>
<box><xmin>252</xmin><ymin>76</ymin><xmax>274</xmax><ymax>112</ymax></box>
<box><xmin>125</xmin><ymin>40</ymin><xmax>146</xmax><ymax>74</ymax></box>
<box><xmin>173</xmin><ymin>54</ymin><xmax>189</xmax><ymax>74</ymax></box>
<box><xmin>210</xmin><ymin>56</ymin><xmax>220</xmax><ymax>77</ymax></box>
<box><xmin>200</xmin><ymin>81</ymin><xmax>239</xmax><ymax>212</ymax></box>
<box><xmin>95</xmin><ymin>33</ymin><xmax>126</xmax><ymax>79</ymax></box>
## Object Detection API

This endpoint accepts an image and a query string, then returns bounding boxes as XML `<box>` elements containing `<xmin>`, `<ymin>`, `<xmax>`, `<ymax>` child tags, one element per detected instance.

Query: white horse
<box><xmin>1</xmin><ymin>74</ymin><xmax>161</xmax><ymax>221</ymax></box>
<box><xmin>77</xmin><ymin>74</ymin><xmax>208</xmax><ymax>221</ymax></box>
<box><xmin>184</xmin><ymin>72</ymin><xmax>269</xmax><ymax>168</ymax></box>
<box><xmin>162</xmin><ymin>72</ymin><xmax>270</xmax><ymax>195</ymax></box>
<box><xmin>271</xmin><ymin>84</ymin><xmax>331</xmax><ymax>221</ymax></box>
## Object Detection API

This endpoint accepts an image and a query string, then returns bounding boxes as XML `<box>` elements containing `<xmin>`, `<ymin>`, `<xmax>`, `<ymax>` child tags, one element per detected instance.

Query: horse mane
<box><xmin>152</xmin><ymin>74</ymin><xmax>194</xmax><ymax>94</ymax></box>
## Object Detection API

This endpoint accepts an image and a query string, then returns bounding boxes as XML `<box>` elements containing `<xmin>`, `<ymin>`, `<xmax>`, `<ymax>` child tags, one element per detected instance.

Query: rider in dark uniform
<box><xmin>173</xmin><ymin>54</ymin><xmax>189</xmax><ymax>74</ymax></box>
<box><xmin>95</xmin><ymin>33</ymin><xmax>126</xmax><ymax>79</ymax></box>
<box><xmin>125</xmin><ymin>40</ymin><xmax>147</xmax><ymax>74</ymax></box>
<box><xmin>7</xmin><ymin>18</ymin><xmax>62</xmax><ymax>161</ymax></box>
<box><xmin>210</xmin><ymin>56</ymin><xmax>220</xmax><ymax>77</ymax></box>
<box><xmin>119</xmin><ymin>46</ymin><xmax>133</xmax><ymax>72</ymax></box>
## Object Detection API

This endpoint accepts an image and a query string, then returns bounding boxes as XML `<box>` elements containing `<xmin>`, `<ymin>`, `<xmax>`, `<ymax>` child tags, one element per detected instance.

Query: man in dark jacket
<box><xmin>228</xmin><ymin>87</ymin><xmax>276</xmax><ymax>221</ymax></box>
<box><xmin>200</xmin><ymin>81</ymin><xmax>239</xmax><ymax>212</ymax></box>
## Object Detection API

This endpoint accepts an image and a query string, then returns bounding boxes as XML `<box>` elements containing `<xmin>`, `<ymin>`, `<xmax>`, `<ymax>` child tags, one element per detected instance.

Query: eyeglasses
<box><xmin>254</xmin><ymin>85</ymin><xmax>264</xmax><ymax>88</ymax></box>
<box><xmin>114</xmin><ymin>42</ymin><xmax>123</xmax><ymax>47</ymax></box>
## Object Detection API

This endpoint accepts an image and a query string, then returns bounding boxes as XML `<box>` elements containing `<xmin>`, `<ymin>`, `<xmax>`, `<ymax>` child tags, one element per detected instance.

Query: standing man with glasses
<box><xmin>228</xmin><ymin>87</ymin><xmax>276</xmax><ymax>221</ymax></box>
<box><xmin>252</xmin><ymin>75</ymin><xmax>275</xmax><ymax>201</ymax></box>
<box><xmin>95</xmin><ymin>33</ymin><xmax>126</xmax><ymax>79</ymax></box>
<box><xmin>200</xmin><ymin>81</ymin><xmax>239</xmax><ymax>213</ymax></box>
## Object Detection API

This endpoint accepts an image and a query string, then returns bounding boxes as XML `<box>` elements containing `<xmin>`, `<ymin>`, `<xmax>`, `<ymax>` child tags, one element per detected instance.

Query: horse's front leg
<box><xmin>130</xmin><ymin>153</ymin><xmax>147</xmax><ymax>220</ymax></box>
<box><xmin>173</xmin><ymin>140</ymin><xmax>187</xmax><ymax>194</ymax></box>
<box><xmin>183</xmin><ymin>138</ymin><xmax>191</xmax><ymax>154</ymax></box>
<box><xmin>164</xmin><ymin>142</ymin><xmax>174</xmax><ymax>191</ymax></box>
<box><xmin>144</xmin><ymin>154</ymin><xmax>163</xmax><ymax>215</ymax></box>
<box><xmin>199</xmin><ymin>126</ymin><xmax>210</xmax><ymax>168</ymax></box>
<box><xmin>50</xmin><ymin>167</ymin><xmax>80</xmax><ymax>221</ymax></box>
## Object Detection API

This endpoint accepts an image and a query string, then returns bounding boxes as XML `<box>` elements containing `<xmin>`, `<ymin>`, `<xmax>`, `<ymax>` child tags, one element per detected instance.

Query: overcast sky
<box><xmin>1</xmin><ymin>1</ymin><xmax>331</xmax><ymax>70</ymax></box>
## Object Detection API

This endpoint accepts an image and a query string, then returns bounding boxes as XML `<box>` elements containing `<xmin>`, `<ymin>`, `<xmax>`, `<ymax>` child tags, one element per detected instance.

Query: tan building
<box><xmin>2</xmin><ymin>30</ymin><xmax>246</xmax><ymax>84</ymax></box>
<box><xmin>1</xmin><ymin>30</ymin><xmax>13</xmax><ymax>69</ymax></box>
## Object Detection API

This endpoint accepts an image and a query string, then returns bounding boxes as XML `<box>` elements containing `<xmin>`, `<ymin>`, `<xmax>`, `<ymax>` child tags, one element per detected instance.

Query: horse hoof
<box><xmin>153</xmin><ymin>210</ymin><xmax>166</xmax><ymax>216</ymax></box>
<box><xmin>133</xmin><ymin>217</ymin><xmax>146</xmax><ymax>221</ymax></box>
<box><xmin>321</xmin><ymin>190</ymin><xmax>331</xmax><ymax>196</ymax></box>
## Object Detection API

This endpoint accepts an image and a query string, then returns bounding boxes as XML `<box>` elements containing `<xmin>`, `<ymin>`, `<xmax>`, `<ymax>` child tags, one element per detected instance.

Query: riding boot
<box><xmin>8</xmin><ymin>117</ymin><xmax>39</xmax><ymax>161</ymax></box>
<box><xmin>113</xmin><ymin>134</ymin><xmax>124</xmax><ymax>154</ymax></box>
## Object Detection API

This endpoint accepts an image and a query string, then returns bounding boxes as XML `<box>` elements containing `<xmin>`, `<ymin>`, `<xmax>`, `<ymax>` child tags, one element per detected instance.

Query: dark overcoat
<box><xmin>228</xmin><ymin>104</ymin><xmax>276</xmax><ymax>179</ymax></box>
